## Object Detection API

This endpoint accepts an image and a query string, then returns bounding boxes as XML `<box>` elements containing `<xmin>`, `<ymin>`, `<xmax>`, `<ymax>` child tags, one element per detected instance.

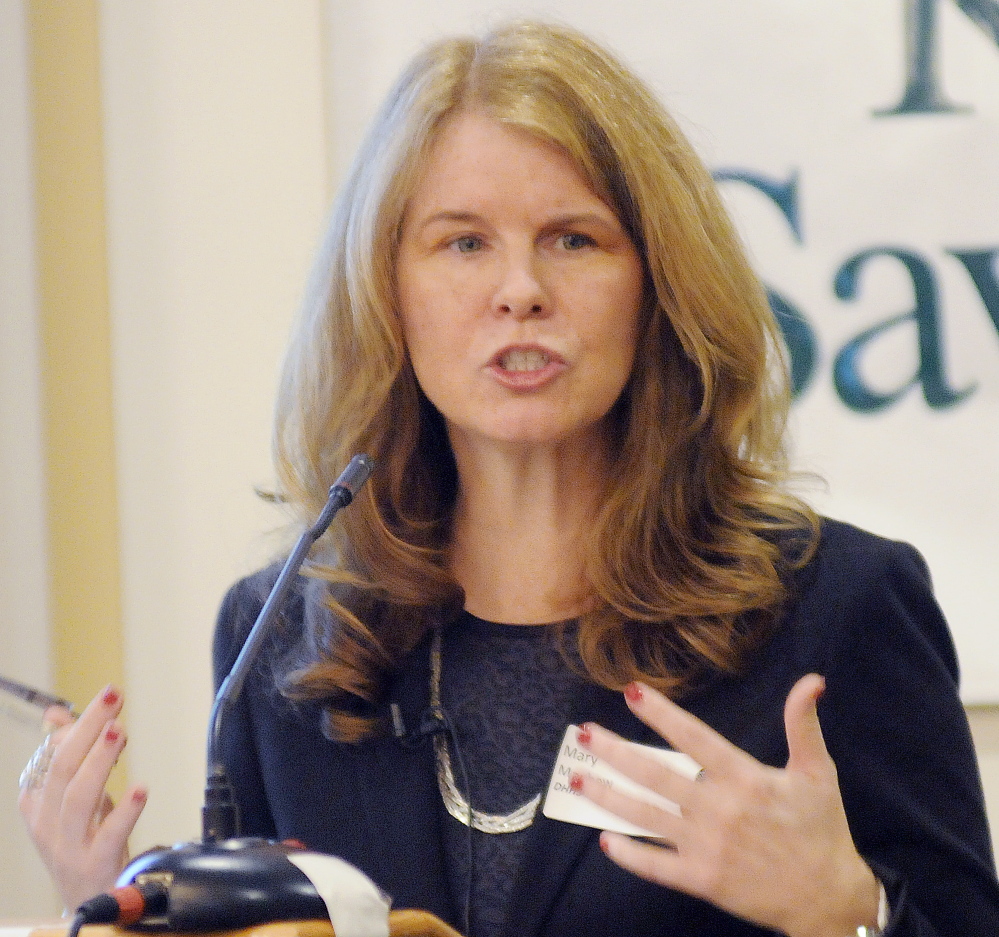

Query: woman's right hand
<box><xmin>18</xmin><ymin>685</ymin><xmax>148</xmax><ymax>911</ymax></box>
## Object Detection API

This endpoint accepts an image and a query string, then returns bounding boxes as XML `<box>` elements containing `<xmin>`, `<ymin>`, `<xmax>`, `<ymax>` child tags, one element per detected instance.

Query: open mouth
<box><xmin>498</xmin><ymin>348</ymin><xmax>553</xmax><ymax>372</ymax></box>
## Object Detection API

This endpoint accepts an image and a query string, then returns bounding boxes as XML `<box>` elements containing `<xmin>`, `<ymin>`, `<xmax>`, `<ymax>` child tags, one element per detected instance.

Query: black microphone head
<box><xmin>330</xmin><ymin>454</ymin><xmax>374</xmax><ymax>500</ymax></box>
<box><xmin>401</xmin><ymin>706</ymin><xmax>449</xmax><ymax>748</ymax></box>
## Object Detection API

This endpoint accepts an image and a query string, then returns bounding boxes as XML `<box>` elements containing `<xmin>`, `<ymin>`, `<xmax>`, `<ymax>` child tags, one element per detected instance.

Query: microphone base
<box><xmin>117</xmin><ymin>838</ymin><xmax>328</xmax><ymax>931</ymax></box>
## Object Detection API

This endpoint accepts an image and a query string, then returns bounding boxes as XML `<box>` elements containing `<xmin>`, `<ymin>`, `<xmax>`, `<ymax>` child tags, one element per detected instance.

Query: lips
<box><xmin>487</xmin><ymin>344</ymin><xmax>567</xmax><ymax>390</ymax></box>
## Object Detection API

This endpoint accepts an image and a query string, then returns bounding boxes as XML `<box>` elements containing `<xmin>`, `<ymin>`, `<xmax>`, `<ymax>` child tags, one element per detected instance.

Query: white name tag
<box><xmin>541</xmin><ymin>724</ymin><xmax>701</xmax><ymax>838</ymax></box>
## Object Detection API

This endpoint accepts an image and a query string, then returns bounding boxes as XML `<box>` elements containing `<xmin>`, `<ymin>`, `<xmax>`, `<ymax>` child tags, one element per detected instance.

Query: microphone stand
<box><xmin>114</xmin><ymin>455</ymin><xmax>374</xmax><ymax>931</ymax></box>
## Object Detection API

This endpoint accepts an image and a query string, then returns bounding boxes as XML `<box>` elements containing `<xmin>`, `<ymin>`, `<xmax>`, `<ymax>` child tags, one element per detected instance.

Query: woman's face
<box><xmin>396</xmin><ymin>111</ymin><xmax>644</xmax><ymax>455</ymax></box>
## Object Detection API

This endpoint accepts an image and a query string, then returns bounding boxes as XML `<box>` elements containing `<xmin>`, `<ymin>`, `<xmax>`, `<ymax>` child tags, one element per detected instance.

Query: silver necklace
<box><xmin>430</xmin><ymin>629</ymin><xmax>541</xmax><ymax>834</ymax></box>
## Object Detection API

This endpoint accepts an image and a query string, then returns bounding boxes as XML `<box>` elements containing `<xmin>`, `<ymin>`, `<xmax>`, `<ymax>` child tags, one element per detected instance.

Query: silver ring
<box><xmin>18</xmin><ymin>735</ymin><xmax>56</xmax><ymax>792</ymax></box>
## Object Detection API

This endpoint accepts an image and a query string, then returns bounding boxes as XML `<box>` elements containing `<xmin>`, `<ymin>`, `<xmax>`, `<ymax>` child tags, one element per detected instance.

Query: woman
<box><xmin>20</xmin><ymin>21</ymin><xmax>998</xmax><ymax>937</ymax></box>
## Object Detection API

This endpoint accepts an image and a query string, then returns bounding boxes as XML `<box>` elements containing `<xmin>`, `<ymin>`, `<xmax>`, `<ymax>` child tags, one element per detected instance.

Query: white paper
<box><xmin>542</xmin><ymin>724</ymin><xmax>701</xmax><ymax>838</ymax></box>
<box><xmin>288</xmin><ymin>852</ymin><xmax>390</xmax><ymax>937</ymax></box>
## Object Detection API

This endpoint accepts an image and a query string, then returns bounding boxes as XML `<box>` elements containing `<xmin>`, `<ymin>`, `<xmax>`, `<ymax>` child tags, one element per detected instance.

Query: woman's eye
<box><xmin>451</xmin><ymin>236</ymin><xmax>483</xmax><ymax>253</ymax></box>
<box><xmin>557</xmin><ymin>233</ymin><xmax>595</xmax><ymax>250</ymax></box>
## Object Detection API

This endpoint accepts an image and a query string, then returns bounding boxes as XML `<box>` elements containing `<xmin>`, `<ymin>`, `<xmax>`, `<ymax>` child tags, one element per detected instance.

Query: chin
<box><xmin>445</xmin><ymin>401</ymin><xmax>615</xmax><ymax>453</ymax></box>
<box><xmin>476</xmin><ymin>418</ymin><xmax>609</xmax><ymax>452</ymax></box>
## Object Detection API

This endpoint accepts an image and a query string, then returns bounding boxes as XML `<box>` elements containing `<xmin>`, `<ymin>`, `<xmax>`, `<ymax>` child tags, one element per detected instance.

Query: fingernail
<box><xmin>569</xmin><ymin>772</ymin><xmax>584</xmax><ymax>793</ymax></box>
<box><xmin>599</xmin><ymin>832</ymin><xmax>611</xmax><ymax>854</ymax></box>
<box><xmin>815</xmin><ymin>676</ymin><xmax>827</xmax><ymax>701</ymax></box>
<box><xmin>102</xmin><ymin>686</ymin><xmax>120</xmax><ymax>706</ymax></box>
<box><xmin>624</xmin><ymin>682</ymin><xmax>644</xmax><ymax>704</ymax></box>
<box><xmin>105</xmin><ymin>725</ymin><xmax>121</xmax><ymax>744</ymax></box>
<box><xmin>132</xmin><ymin>788</ymin><xmax>147</xmax><ymax>805</ymax></box>
<box><xmin>577</xmin><ymin>724</ymin><xmax>592</xmax><ymax>747</ymax></box>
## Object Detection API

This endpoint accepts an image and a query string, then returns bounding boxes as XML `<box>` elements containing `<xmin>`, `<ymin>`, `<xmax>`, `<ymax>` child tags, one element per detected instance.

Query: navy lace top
<box><xmin>438</xmin><ymin>612</ymin><xmax>586</xmax><ymax>937</ymax></box>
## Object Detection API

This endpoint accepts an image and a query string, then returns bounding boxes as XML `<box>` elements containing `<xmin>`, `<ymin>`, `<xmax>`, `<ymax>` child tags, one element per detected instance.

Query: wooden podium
<box><xmin>21</xmin><ymin>913</ymin><xmax>463</xmax><ymax>937</ymax></box>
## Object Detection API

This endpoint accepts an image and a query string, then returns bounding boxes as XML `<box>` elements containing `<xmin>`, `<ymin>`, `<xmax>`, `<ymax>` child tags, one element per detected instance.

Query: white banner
<box><xmin>325</xmin><ymin>1</ymin><xmax>999</xmax><ymax>700</ymax></box>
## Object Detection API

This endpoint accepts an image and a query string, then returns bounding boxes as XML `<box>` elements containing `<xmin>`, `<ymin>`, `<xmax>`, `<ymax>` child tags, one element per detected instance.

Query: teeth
<box><xmin>500</xmin><ymin>349</ymin><xmax>550</xmax><ymax>371</ymax></box>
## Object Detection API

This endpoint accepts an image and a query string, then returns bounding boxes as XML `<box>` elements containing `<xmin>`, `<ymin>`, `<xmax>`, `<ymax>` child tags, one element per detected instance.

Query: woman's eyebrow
<box><xmin>540</xmin><ymin>212</ymin><xmax>619</xmax><ymax>231</ymax></box>
<box><xmin>412</xmin><ymin>209</ymin><xmax>618</xmax><ymax>233</ymax></box>
<box><xmin>413</xmin><ymin>210</ymin><xmax>484</xmax><ymax>230</ymax></box>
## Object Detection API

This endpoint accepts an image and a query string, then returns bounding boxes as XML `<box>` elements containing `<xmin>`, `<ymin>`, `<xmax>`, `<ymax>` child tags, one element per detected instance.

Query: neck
<box><xmin>447</xmin><ymin>435</ymin><xmax>611</xmax><ymax>623</ymax></box>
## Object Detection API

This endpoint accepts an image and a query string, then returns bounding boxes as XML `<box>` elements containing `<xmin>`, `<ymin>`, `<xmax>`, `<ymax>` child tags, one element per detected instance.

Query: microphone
<box><xmin>203</xmin><ymin>453</ymin><xmax>375</xmax><ymax>841</ymax></box>
<box><xmin>113</xmin><ymin>454</ymin><xmax>374</xmax><ymax>930</ymax></box>
<box><xmin>393</xmin><ymin>702</ymin><xmax>449</xmax><ymax>748</ymax></box>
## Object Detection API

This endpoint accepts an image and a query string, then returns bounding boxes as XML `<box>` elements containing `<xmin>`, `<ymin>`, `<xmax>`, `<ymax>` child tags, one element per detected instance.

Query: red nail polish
<box><xmin>105</xmin><ymin>726</ymin><xmax>121</xmax><ymax>744</ymax></box>
<box><xmin>102</xmin><ymin>686</ymin><xmax>120</xmax><ymax>706</ymax></box>
<box><xmin>132</xmin><ymin>788</ymin><xmax>147</xmax><ymax>804</ymax></box>
<box><xmin>624</xmin><ymin>682</ymin><xmax>644</xmax><ymax>704</ymax></box>
<box><xmin>577</xmin><ymin>724</ymin><xmax>592</xmax><ymax>747</ymax></box>
<box><xmin>569</xmin><ymin>773</ymin><xmax>584</xmax><ymax>792</ymax></box>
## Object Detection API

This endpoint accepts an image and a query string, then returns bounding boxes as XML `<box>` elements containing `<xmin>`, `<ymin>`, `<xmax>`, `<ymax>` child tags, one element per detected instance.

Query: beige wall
<box><xmin>0</xmin><ymin>0</ymin><xmax>329</xmax><ymax>914</ymax></box>
<box><xmin>98</xmin><ymin>0</ymin><xmax>329</xmax><ymax>855</ymax></box>
<box><xmin>0</xmin><ymin>0</ymin><xmax>61</xmax><ymax>915</ymax></box>
<box><xmin>0</xmin><ymin>0</ymin><xmax>996</xmax><ymax>918</ymax></box>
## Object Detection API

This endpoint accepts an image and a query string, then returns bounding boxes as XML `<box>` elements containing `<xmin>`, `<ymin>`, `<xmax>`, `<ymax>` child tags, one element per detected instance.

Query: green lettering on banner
<box><xmin>713</xmin><ymin>169</ymin><xmax>817</xmax><ymax>397</ymax></box>
<box><xmin>877</xmin><ymin>0</ymin><xmax>999</xmax><ymax>116</ymax></box>
<box><xmin>949</xmin><ymin>248</ymin><xmax>999</xmax><ymax>340</ymax></box>
<box><xmin>833</xmin><ymin>247</ymin><xmax>976</xmax><ymax>411</ymax></box>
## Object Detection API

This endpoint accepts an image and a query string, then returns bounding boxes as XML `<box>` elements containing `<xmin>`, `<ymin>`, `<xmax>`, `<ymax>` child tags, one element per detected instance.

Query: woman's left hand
<box><xmin>573</xmin><ymin>675</ymin><xmax>880</xmax><ymax>937</ymax></box>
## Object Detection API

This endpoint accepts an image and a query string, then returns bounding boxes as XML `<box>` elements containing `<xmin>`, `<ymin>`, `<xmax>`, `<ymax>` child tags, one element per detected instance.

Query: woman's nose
<box><xmin>492</xmin><ymin>251</ymin><xmax>549</xmax><ymax>319</ymax></box>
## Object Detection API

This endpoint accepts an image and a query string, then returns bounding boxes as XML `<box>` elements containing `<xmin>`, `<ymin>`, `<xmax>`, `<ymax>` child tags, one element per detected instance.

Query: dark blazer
<box><xmin>213</xmin><ymin>519</ymin><xmax>999</xmax><ymax>936</ymax></box>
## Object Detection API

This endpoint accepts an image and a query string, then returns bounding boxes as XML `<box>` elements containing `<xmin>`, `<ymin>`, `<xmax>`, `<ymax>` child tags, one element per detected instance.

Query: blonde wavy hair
<box><xmin>273</xmin><ymin>20</ymin><xmax>818</xmax><ymax>741</ymax></box>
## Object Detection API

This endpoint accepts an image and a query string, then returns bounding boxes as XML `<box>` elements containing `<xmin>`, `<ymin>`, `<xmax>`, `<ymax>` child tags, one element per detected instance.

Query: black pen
<box><xmin>0</xmin><ymin>674</ymin><xmax>74</xmax><ymax>713</ymax></box>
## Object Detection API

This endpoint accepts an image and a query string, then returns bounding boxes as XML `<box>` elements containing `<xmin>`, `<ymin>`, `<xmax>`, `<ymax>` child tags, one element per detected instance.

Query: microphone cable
<box><xmin>447</xmin><ymin>709</ymin><xmax>477</xmax><ymax>937</ymax></box>
<box><xmin>391</xmin><ymin>697</ymin><xmax>475</xmax><ymax>937</ymax></box>
<box><xmin>67</xmin><ymin>881</ymin><xmax>169</xmax><ymax>937</ymax></box>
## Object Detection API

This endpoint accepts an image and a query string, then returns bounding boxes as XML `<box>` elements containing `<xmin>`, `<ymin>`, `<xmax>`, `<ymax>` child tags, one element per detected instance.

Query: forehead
<box><xmin>405</xmin><ymin>110</ymin><xmax>603</xmax><ymax>213</ymax></box>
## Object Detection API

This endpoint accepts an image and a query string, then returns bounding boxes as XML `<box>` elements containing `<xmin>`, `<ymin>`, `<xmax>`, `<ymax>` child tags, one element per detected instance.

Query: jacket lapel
<box><xmin>346</xmin><ymin>639</ymin><xmax>457</xmax><ymax>925</ymax></box>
